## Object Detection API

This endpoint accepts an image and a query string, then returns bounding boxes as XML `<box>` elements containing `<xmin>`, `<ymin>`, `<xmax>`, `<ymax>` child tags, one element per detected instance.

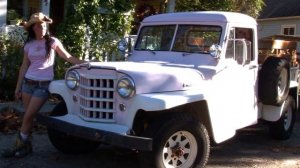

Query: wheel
<box><xmin>47</xmin><ymin>102</ymin><xmax>100</xmax><ymax>154</ymax></box>
<box><xmin>140</xmin><ymin>114</ymin><xmax>210</xmax><ymax>168</ymax></box>
<box><xmin>258</xmin><ymin>56</ymin><xmax>290</xmax><ymax>106</ymax></box>
<box><xmin>297</xmin><ymin>73</ymin><xmax>300</xmax><ymax>94</ymax></box>
<box><xmin>269</xmin><ymin>96</ymin><xmax>296</xmax><ymax>140</ymax></box>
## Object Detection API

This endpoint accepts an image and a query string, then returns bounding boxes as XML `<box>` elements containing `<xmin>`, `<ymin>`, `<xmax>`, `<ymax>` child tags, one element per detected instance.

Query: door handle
<box><xmin>249</xmin><ymin>65</ymin><xmax>257</xmax><ymax>70</ymax></box>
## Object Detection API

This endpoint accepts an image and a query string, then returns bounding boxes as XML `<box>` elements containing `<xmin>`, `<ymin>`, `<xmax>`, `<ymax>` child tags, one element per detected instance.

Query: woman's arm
<box><xmin>55</xmin><ymin>42</ymin><xmax>86</xmax><ymax>65</ymax></box>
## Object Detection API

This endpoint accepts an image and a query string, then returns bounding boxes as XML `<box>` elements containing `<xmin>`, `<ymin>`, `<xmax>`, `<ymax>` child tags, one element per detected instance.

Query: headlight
<box><xmin>117</xmin><ymin>76</ymin><xmax>135</xmax><ymax>99</ymax></box>
<box><xmin>65</xmin><ymin>70</ymin><xmax>80</xmax><ymax>90</ymax></box>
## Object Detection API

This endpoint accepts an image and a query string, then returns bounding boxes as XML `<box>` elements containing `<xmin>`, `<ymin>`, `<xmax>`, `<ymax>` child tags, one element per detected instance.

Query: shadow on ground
<box><xmin>0</xmin><ymin>108</ymin><xmax>300</xmax><ymax>168</ymax></box>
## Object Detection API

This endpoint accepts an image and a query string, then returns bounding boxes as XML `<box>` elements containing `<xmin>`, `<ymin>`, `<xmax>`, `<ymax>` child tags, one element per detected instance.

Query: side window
<box><xmin>225</xmin><ymin>27</ymin><xmax>253</xmax><ymax>65</ymax></box>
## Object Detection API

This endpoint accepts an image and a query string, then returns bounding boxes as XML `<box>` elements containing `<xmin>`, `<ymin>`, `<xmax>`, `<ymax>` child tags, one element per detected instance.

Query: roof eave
<box><xmin>257</xmin><ymin>16</ymin><xmax>300</xmax><ymax>22</ymax></box>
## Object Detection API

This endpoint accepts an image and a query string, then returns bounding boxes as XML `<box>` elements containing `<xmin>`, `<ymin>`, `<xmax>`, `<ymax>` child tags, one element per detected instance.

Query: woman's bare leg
<box><xmin>21</xmin><ymin>92</ymin><xmax>31</xmax><ymax>111</ymax></box>
<box><xmin>20</xmin><ymin>94</ymin><xmax>48</xmax><ymax>134</ymax></box>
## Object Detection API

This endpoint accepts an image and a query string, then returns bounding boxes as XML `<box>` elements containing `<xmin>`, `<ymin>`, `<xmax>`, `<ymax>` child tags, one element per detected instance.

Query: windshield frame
<box><xmin>134</xmin><ymin>24</ymin><xmax>222</xmax><ymax>54</ymax></box>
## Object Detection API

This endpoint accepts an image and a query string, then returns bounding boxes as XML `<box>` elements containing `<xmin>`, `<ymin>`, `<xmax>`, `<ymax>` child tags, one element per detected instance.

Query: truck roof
<box><xmin>142</xmin><ymin>11</ymin><xmax>257</xmax><ymax>25</ymax></box>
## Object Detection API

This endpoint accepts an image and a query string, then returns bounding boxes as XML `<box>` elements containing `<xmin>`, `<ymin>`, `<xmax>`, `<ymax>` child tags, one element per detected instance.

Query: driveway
<box><xmin>0</xmin><ymin>119</ymin><xmax>300</xmax><ymax>168</ymax></box>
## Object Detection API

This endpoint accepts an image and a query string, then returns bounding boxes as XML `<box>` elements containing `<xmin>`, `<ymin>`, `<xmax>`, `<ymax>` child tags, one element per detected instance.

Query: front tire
<box><xmin>140</xmin><ymin>114</ymin><xmax>210</xmax><ymax>168</ymax></box>
<box><xmin>269</xmin><ymin>96</ymin><xmax>296</xmax><ymax>140</ymax></box>
<box><xmin>47</xmin><ymin>102</ymin><xmax>100</xmax><ymax>154</ymax></box>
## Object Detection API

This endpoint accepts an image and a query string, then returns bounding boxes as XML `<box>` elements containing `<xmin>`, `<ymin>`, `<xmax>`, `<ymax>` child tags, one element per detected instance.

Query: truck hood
<box><xmin>84</xmin><ymin>62</ymin><xmax>206</xmax><ymax>94</ymax></box>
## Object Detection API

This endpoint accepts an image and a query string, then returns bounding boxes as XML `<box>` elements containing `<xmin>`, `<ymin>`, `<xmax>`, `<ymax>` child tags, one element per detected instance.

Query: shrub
<box><xmin>0</xmin><ymin>26</ymin><xmax>25</xmax><ymax>101</ymax></box>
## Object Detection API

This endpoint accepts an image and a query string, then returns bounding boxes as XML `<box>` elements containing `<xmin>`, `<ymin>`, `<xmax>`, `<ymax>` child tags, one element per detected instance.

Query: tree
<box><xmin>175</xmin><ymin>0</ymin><xmax>232</xmax><ymax>12</ymax></box>
<box><xmin>54</xmin><ymin>0</ymin><xmax>134</xmax><ymax>78</ymax></box>
<box><xmin>232</xmin><ymin>0</ymin><xmax>265</xmax><ymax>18</ymax></box>
<box><xmin>175</xmin><ymin>0</ymin><xmax>265</xmax><ymax>18</ymax></box>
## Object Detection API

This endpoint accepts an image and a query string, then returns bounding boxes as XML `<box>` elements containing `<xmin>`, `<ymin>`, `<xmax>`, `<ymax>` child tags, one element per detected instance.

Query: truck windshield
<box><xmin>135</xmin><ymin>25</ymin><xmax>176</xmax><ymax>51</ymax></box>
<box><xmin>135</xmin><ymin>25</ymin><xmax>222</xmax><ymax>54</ymax></box>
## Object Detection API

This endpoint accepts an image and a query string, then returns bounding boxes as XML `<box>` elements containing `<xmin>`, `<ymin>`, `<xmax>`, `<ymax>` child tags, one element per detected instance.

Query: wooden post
<box><xmin>0</xmin><ymin>0</ymin><xmax>7</xmax><ymax>26</ymax></box>
<box><xmin>166</xmin><ymin>0</ymin><xmax>175</xmax><ymax>13</ymax></box>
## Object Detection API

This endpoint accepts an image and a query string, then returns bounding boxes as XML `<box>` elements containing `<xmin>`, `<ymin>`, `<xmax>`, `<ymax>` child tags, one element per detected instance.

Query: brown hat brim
<box><xmin>23</xmin><ymin>12</ymin><xmax>53</xmax><ymax>30</ymax></box>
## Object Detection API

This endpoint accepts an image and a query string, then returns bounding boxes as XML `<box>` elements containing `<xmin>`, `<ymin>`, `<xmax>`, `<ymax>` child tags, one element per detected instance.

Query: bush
<box><xmin>0</xmin><ymin>26</ymin><xmax>25</xmax><ymax>101</ymax></box>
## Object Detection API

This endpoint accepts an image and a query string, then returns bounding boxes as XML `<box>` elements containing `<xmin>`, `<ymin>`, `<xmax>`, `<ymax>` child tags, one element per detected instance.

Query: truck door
<box><xmin>226</xmin><ymin>27</ymin><xmax>258</xmax><ymax>129</ymax></box>
<box><xmin>211</xmin><ymin>27</ymin><xmax>258</xmax><ymax>134</ymax></box>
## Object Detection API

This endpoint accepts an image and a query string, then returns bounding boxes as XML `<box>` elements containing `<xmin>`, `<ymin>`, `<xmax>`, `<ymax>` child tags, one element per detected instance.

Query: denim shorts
<box><xmin>22</xmin><ymin>80</ymin><xmax>50</xmax><ymax>99</ymax></box>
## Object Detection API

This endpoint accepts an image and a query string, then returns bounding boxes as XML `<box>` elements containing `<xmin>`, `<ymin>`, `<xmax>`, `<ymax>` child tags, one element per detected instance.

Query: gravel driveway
<box><xmin>0</xmin><ymin>119</ymin><xmax>300</xmax><ymax>168</ymax></box>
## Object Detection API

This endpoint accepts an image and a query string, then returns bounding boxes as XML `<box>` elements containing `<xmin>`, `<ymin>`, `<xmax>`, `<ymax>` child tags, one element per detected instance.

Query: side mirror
<box><xmin>117</xmin><ymin>35</ymin><xmax>136</xmax><ymax>58</ymax></box>
<box><xmin>209</xmin><ymin>44</ymin><xmax>222</xmax><ymax>59</ymax></box>
<box><xmin>118</xmin><ymin>39</ymin><xmax>128</xmax><ymax>52</ymax></box>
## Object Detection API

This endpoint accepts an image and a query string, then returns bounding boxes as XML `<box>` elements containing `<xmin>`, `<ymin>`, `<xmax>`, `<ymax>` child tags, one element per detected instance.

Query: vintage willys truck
<box><xmin>38</xmin><ymin>11</ymin><xmax>299</xmax><ymax>168</ymax></box>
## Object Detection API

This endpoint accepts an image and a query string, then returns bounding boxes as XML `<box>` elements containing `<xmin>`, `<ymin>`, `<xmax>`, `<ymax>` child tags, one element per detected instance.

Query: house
<box><xmin>3</xmin><ymin>0</ymin><xmax>177</xmax><ymax>34</ymax></box>
<box><xmin>4</xmin><ymin>0</ymin><xmax>62</xmax><ymax>34</ymax></box>
<box><xmin>257</xmin><ymin>0</ymin><xmax>300</xmax><ymax>52</ymax></box>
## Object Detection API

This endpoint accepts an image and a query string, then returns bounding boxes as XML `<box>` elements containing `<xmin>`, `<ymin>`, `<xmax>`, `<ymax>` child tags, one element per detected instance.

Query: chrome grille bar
<box><xmin>78</xmin><ymin>75</ymin><xmax>116</xmax><ymax>122</ymax></box>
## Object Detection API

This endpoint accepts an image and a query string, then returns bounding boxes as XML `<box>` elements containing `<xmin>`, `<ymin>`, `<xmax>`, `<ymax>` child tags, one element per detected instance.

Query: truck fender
<box><xmin>126</xmin><ymin>92</ymin><xmax>232</xmax><ymax>144</ymax></box>
<box><xmin>129</xmin><ymin>90</ymin><xmax>205</xmax><ymax>111</ymax></box>
<box><xmin>48</xmin><ymin>80</ymin><xmax>80</xmax><ymax>115</ymax></box>
<box><xmin>121</xmin><ymin>90</ymin><xmax>206</xmax><ymax>129</ymax></box>
<box><xmin>261</xmin><ymin>99</ymin><xmax>288</xmax><ymax>122</ymax></box>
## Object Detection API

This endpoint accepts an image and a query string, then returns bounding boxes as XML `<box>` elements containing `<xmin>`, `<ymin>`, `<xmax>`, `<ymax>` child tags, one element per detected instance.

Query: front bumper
<box><xmin>37</xmin><ymin>114</ymin><xmax>152</xmax><ymax>151</ymax></box>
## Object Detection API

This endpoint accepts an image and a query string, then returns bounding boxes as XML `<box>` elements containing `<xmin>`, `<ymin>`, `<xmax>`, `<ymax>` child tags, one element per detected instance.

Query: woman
<box><xmin>1</xmin><ymin>12</ymin><xmax>85</xmax><ymax>158</ymax></box>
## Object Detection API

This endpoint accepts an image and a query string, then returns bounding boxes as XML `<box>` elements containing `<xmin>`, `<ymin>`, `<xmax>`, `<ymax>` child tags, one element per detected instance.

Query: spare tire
<box><xmin>258</xmin><ymin>56</ymin><xmax>290</xmax><ymax>106</ymax></box>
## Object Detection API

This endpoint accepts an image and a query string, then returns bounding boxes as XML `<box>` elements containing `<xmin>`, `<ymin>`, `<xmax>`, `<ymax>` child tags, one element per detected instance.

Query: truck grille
<box><xmin>79</xmin><ymin>75</ymin><xmax>116</xmax><ymax>122</ymax></box>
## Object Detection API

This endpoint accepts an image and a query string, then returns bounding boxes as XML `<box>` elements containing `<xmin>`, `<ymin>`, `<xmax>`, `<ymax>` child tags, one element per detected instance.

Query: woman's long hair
<box><xmin>26</xmin><ymin>24</ymin><xmax>52</xmax><ymax>59</ymax></box>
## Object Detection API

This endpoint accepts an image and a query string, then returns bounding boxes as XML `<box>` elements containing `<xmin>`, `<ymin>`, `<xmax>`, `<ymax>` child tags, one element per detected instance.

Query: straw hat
<box><xmin>23</xmin><ymin>12</ymin><xmax>52</xmax><ymax>30</ymax></box>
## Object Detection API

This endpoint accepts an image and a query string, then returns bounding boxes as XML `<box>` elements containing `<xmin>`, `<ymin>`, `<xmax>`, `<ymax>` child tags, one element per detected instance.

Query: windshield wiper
<box><xmin>139</xmin><ymin>49</ymin><xmax>156</xmax><ymax>55</ymax></box>
<box><xmin>182</xmin><ymin>51</ymin><xmax>207</xmax><ymax>56</ymax></box>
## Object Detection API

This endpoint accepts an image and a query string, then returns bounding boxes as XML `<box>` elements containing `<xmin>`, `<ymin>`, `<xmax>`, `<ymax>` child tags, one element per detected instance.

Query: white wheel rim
<box><xmin>284</xmin><ymin>105</ymin><xmax>292</xmax><ymax>130</ymax></box>
<box><xmin>162</xmin><ymin>131</ymin><xmax>198</xmax><ymax>168</ymax></box>
<box><xmin>278</xmin><ymin>69</ymin><xmax>288</xmax><ymax>98</ymax></box>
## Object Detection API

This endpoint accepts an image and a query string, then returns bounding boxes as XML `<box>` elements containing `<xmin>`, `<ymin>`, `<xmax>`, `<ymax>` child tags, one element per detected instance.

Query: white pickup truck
<box><xmin>38</xmin><ymin>11</ymin><xmax>299</xmax><ymax>168</ymax></box>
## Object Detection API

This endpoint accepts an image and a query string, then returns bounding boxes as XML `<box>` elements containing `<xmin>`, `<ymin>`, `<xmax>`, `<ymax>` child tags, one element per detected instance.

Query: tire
<box><xmin>297</xmin><ymin>73</ymin><xmax>300</xmax><ymax>94</ymax></box>
<box><xmin>258</xmin><ymin>56</ymin><xmax>290</xmax><ymax>106</ymax></box>
<box><xmin>140</xmin><ymin>114</ymin><xmax>210</xmax><ymax>168</ymax></box>
<box><xmin>269</xmin><ymin>96</ymin><xmax>296</xmax><ymax>140</ymax></box>
<box><xmin>47</xmin><ymin>102</ymin><xmax>100</xmax><ymax>154</ymax></box>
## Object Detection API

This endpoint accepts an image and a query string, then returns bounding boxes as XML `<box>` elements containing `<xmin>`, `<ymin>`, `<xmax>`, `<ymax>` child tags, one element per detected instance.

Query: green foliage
<box><xmin>7</xmin><ymin>9</ymin><xmax>21</xmax><ymax>21</ymax></box>
<box><xmin>175</xmin><ymin>0</ymin><xmax>265</xmax><ymax>18</ymax></box>
<box><xmin>55</xmin><ymin>0</ymin><xmax>134</xmax><ymax>79</ymax></box>
<box><xmin>232</xmin><ymin>0</ymin><xmax>265</xmax><ymax>18</ymax></box>
<box><xmin>175</xmin><ymin>0</ymin><xmax>232</xmax><ymax>11</ymax></box>
<box><xmin>0</xmin><ymin>33</ymin><xmax>24</xmax><ymax>101</ymax></box>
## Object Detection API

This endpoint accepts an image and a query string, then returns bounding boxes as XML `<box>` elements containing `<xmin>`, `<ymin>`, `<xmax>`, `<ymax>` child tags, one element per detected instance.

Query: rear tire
<box><xmin>269</xmin><ymin>96</ymin><xmax>296</xmax><ymax>140</ymax></box>
<box><xmin>47</xmin><ymin>102</ymin><xmax>100</xmax><ymax>154</ymax></box>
